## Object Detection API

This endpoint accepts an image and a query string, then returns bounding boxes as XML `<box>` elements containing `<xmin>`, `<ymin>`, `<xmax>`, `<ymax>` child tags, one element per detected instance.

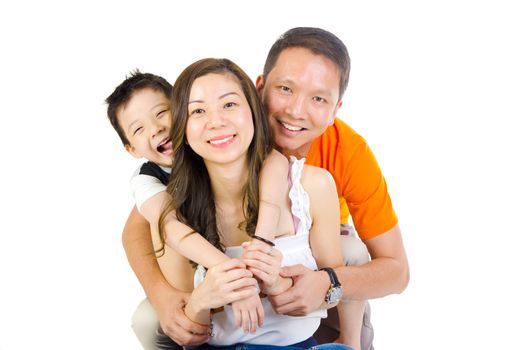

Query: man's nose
<box><xmin>284</xmin><ymin>94</ymin><xmax>307</xmax><ymax>119</ymax></box>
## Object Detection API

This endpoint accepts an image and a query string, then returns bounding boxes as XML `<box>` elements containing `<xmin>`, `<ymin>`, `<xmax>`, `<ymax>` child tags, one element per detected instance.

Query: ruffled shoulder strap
<box><xmin>288</xmin><ymin>156</ymin><xmax>312</xmax><ymax>236</ymax></box>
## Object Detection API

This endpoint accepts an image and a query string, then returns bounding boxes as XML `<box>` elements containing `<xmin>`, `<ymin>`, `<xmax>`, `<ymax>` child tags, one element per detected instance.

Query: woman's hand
<box><xmin>242</xmin><ymin>241</ymin><xmax>289</xmax><ymax>296</ymax></box>
<box><xmin>189</xmin><ymin>258</ymin><xmax>259</xmax><ymax>312</ymax></box>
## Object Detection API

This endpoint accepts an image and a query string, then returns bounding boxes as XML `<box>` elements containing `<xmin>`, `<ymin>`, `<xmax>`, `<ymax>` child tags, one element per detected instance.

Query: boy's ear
<box><xmin>125</xmin><ymin>144</ymin><xmax>142</xmax><ymax>159</ymax></box>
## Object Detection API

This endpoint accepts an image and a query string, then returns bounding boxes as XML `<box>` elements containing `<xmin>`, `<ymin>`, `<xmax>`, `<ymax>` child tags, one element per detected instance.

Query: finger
<box><xmin>243</xmin><ymin>257</ymin><xmax>273</xmax><ymax>272</ymax></box>
<box><xmin>221</xmin><ymin>268</ymin><xmax>253</xmax><ymax>285</ymax></box>
<box><xmin>244</xmin><ymin>243</ymin><xmax>274</xmax><ymax>255</ymax></box>
<box><xmin>241</xmin><ymin>309</ymin><xmax>250</xmax><ymax>334</ymax></box>
<box><xmin>226</xmin><ymin>276</ymin><xmax>257</xmax><ymax>292</ymax></box>
<box><xmin>234</xmin><ymin>307</ymin><xmax>241</xmax><ymax>328</ymax></box>
<box><xmin>174</xmin><ymin>332</ymin><xmax>210</xmax><ymax>347</ymax></box>
<box><xmin>248</xmin><ymin>267</ymin><xmax>274</xmax><ymax>286</ymax></box>
<box><xmin>279</xmin><ymin>264</ymin><xmax>307</xmax><ymax>278</ymax></box>
<box><xmin>267</xmin><ymin>287</ymin><xmax>295</xmax><ymax>308</ymax></box>
<box><xmin>257</xmin><ymin>299</ymin><xmax>265</xmax><ymax>328</ymax></box>
<box><xmin>175</xmin><ymin>313</ymin><xmax>210</xmax><ymax>335</ymax></box>
<box><xmin>217</xmin><ymin>258</ymin><xmax>246</xmax><ymax>272</ymax></box>
<box><xmin>249</xmin><ymin>307</ymin><xmax>258</xmax><ymax>333</ymax></box>
<box><xmin>272</xmin><ymin>298</ymin><xmax>301</xmax><ymax>315</ymax></box>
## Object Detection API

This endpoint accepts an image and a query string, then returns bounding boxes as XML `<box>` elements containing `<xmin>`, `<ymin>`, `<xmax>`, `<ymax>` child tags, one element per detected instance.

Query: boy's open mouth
<box><xmin>157</xmin><ymin>138</ymin><xmax>172</xmax><ymax>154</ymax></box>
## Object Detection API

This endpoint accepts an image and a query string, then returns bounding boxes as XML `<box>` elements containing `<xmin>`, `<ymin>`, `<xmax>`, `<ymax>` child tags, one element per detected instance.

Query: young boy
<box><xmin>105</xmin><ymin>70</ymin><xmax>290</xmax><ymax>334</ymax></box>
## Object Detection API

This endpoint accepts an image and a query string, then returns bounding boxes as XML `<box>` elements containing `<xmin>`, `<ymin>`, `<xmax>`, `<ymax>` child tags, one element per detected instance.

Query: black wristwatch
<box><xmin>319</xmin><ymin>267</ymin><xmax>343</xmax><ymax>304</ymax></box>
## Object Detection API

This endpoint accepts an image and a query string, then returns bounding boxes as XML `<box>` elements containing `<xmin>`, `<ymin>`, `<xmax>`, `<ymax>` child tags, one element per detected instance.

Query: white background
<box><xmin>1</xmin><ymin>1</ymin><xmax>527</xmax><ymax>349</ymax></box>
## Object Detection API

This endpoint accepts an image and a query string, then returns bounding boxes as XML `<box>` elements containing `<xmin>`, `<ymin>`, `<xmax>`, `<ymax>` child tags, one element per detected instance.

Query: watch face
<box><xmin>327</xmin><ymin>286</ymin><xmax>343</xmax><ymax>304</ymax></box>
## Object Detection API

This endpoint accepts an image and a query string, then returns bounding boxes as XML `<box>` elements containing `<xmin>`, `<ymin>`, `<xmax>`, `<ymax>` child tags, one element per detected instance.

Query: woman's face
<box><xmin>186</xmin><ymin>73</ymin><xmax>254</xmax><ymax>166</ymax></box>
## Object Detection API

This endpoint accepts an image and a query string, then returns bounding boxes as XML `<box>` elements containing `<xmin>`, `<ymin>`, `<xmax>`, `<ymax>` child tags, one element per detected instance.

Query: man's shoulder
<box><xmin>319</xmin><ymin>117</ymin><xmax>367</xmax><ymax>151</ymax></box>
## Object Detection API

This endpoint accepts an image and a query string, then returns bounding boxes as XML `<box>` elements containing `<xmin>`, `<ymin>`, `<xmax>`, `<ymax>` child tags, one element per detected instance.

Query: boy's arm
<box><xmin>122</xmin><ymin>206</ymin><xmax>210</xmax><ymax>345</ymax></box>
<box><xmin>254</xmin><ymin>149</ymin><xmax>289</xmax><ymax>241</ymax></box>
<box><xmin>266</xmin><ymin>165</ymin><xmax>344</xmax><ymax>314</ymax></box>
<box><xmin>141</xmin><ymin>192</ymin><xmax>229</xmax><ymax>268</ymax></box>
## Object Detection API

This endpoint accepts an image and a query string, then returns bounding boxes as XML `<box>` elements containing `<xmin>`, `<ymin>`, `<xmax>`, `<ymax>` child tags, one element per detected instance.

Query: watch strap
<box><xmin>320</xmin><ymin>267</ymin><xmax>341</xmax><ymax>287</ymax></box>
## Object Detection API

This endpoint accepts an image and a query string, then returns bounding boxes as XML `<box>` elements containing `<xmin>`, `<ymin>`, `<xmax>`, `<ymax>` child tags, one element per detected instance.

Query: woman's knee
<box><xmin>340</xmin><ymin>235</ymin><xmax>370</xmax><ymax>266</ymax></box>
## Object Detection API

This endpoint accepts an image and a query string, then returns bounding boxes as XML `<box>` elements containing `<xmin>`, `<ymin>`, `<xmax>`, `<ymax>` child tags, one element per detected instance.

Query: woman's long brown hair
<box><xmin>157</xmin><ymin>58</ymin><xmax>271</xmax><ymax>256</ymax></box>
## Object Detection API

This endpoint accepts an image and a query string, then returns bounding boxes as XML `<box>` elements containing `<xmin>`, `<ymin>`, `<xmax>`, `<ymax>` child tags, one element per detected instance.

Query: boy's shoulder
<box><xmin>132</xmin><ymin>161</ymin><xmax>171</xmax><ymax>185</ymax></box>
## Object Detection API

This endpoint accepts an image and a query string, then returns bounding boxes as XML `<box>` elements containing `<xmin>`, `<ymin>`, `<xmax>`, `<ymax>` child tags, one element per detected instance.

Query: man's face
<box><xmin>256</xmin><ymin>47</ymin><xmax>342</xmax><ymax>157</ymax></box>
<box><xmin>118</xmin><ymin>88</ymin><xmax>173</xmax><ymax>167</ymax></box>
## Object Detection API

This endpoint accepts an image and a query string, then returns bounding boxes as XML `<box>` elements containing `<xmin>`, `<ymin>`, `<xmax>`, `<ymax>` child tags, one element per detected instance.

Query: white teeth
<box><xmin>281</xmin><ymin>122</ymin><xmax>302</xmax><ymax>131</ymax></box>
<box><xmin>209</xmin><ymin>135</ymin><xmax>234</xmax><ymax>145</ymax></box>
<box><xmin>158</xmin><ymin>137</ymin><xmax>169</xmax><ymax>147</ymax></box>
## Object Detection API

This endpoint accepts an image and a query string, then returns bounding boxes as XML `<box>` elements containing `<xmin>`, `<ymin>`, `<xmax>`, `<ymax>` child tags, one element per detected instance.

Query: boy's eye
<box><xmin>133</xmin><ymin>126</ymin><xmax>143</xmax><ymax>135</ymax></box>
<box><xmin>313</xmin><ymin>96</ymin><xmax>326</xmax><ymax>103</ymax></box>
<box><xmin>157</xmin><ymin>110</ymin><xmax>168</xmax><ymax>118</ymax></box>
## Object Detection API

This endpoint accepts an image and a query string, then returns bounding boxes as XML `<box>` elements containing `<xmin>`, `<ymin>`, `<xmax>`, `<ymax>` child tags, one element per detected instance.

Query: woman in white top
<box><xmin>158</xmin><ymin>58</ymin><xmax>352</xmax><ymax>349</ymax></box>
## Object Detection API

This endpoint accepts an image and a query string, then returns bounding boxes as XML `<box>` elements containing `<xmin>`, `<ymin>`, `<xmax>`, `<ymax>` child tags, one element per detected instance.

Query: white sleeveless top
<box><xmin>194</xmin><ymin>157</ymin><xmax>326</xmax><ymax>346</ymax></box>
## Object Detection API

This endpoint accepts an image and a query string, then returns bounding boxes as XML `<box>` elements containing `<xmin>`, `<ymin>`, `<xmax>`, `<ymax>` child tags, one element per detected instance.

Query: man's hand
<box><xmin>153</xmin><ymin>288</ymin><xmax>210</xmax><ymax>346</ymax></box>
<box><xmin>267</xmin><ymin>264</ymin><xmax>330</xmax><ymax>316</ymax></box>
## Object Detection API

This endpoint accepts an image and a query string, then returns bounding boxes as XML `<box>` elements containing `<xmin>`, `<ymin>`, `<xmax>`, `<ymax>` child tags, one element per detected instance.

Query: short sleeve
<box><xmin>130</xmin><ymin>162</ymin><xmax>169</xmax><ymax>212</ymax></box>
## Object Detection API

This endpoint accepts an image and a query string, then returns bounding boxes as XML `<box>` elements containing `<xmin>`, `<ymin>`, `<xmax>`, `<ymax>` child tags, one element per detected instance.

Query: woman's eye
<box><xmin>224</xmin><ymin>102</ymin><xmax>237</xmax><ymax>109</ymax></box>
<box><xmin>190</xmin><ymin>108</ymin><xmax>205</xmax><ymax>116</ymax></box>
<box><xmin>157</xmin><ymin>110</ymin><xmax>168</xmax><ymax>118</ymax></box>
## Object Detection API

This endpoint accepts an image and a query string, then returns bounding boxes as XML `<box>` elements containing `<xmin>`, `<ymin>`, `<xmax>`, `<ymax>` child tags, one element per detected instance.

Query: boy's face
<box><xmin>256</xmin><ymin>47</ymin><xmax>342</xmax><ymax>158</ymax></box>
<box><xmin>118</xmin><ymin>88</ymin><xmax>173</xmax><ymax>167</ymax></box>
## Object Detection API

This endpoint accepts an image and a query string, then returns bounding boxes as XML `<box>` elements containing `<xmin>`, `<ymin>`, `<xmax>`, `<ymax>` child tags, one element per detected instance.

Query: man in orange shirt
<box><xmin>123</xmin><ymin>27</ymin><xmax>409</xmax><ymax>349</ymax></box>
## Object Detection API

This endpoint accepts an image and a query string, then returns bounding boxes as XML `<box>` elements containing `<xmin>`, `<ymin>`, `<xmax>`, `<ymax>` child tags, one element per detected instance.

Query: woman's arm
<box><xmin>302</xmin><ymin>165</ymin><xmax>343</xmax><ymax>269</ymax></box>
<box><xmin>184</xmin><ymin>259</ymin><xmax>259</xmax><ymax>325</ymax></box>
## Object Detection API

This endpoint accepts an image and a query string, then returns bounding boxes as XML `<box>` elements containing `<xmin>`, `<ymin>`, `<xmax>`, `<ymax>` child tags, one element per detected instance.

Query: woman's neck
<box><xmin>205</xmin><ymin>158</ymin><xmax>248</xmax><ymax>207</ymax></box>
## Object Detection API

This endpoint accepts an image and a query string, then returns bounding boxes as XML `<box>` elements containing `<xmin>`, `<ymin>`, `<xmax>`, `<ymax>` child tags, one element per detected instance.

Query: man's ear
<box><xmin>125</xmin><ymin>144</ymin><xmax>141</xmax><ymax>159</ymax></box>
<box><xmin>329</xmin><ymin>100</ymin><xmax>343</xmax><ymax>125</ymax></box>
<box><xmin>255</xmin><ymin>75</ymin><xmax>264</xmax><ymax>96</ymax></box>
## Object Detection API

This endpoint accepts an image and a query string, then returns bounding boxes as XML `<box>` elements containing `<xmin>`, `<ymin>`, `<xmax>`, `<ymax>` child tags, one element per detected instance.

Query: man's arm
<box><xmin>339</xmin><ymin>224</ymin><xmax>409</xmax><ymax>300</ymax></box>
<box><xmin>122</xmin><ymin>206</ymin><xmax>210</xmax><ymax>345</ymax></box>
<box><xmin>271</xmin><ymin>224</ymin><xmax>409</xmax><ymax>315</ymax></box>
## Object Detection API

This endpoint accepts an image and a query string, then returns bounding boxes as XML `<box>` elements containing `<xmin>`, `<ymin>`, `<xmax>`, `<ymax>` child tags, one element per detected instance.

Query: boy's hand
<box><xmin>242</xmin><ymin>241</ymin><xmax>284</xmax><ymax>295</ymax></box>
<box><xmin>231</xmin><ymin>292</ymin><xmax>265</xmax><ymax>334</ymax></box>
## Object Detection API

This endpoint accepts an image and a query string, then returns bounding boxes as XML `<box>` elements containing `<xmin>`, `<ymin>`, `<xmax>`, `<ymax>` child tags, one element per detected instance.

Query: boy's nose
<box><xmin>151</xmin><ymin>123</ymin><xmax>166</xmax><ymax>137</ymax></box>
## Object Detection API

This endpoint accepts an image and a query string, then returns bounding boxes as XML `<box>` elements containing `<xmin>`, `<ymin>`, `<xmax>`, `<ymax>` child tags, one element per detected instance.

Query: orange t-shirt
<box><xmin>305</xmin><ymin>118</ymin><xmax>398</xmax><ymax>240</ymax></box>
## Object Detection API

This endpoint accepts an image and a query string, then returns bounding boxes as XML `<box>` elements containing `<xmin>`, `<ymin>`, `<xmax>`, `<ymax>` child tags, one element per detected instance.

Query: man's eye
<box><xmin>313</xmin><ymin>96</ymin><xmax>326</xmax><ymax>103</ymax></box>
<box><xmin>279</xmin><ymin>86</ymin><xmax>291</xmax><ymax>93</ymax></box>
